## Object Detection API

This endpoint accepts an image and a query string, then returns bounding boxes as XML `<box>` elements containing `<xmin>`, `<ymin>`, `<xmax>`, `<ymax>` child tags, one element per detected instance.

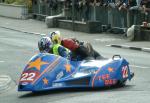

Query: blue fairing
<box><xmin>18</xmin><ymin>53</ymin><xmax>133</xmax><ymax>91</ymax></box>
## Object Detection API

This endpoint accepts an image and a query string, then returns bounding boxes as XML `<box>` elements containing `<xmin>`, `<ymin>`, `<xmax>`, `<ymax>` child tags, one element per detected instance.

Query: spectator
<box><xmin>107</xmin><ymin>0</ymin><xmax>116</xmax><ymax>28</ymax></box>
<box><xmin>102</xmin><ymin>0</ymin><xmax>109</xmax><ymax>6</ymax></box>
<box><xmin>64</xmin><ymin>0</ymin><xmax>71</xmax><ymax>9</ymax></box>
<box><xmin>141</xmin><ymin>0</ymin><xmax>150</xmax><ymax>12</ymax></box>
<box><xmin>117</xmin><ymin>0</ymin><xmax>128</xmax><ymax>28</ymax></box>
<box><xmin>96</xmin><ymin>0</ymin><xmax>104</xmax><ymax>6</ymax></box>
<box><xmin>81</xmin><ymin>0</ymin><xmax>90</xmax><ymax>22</ymax></box>
<box><xmin>48</xmin><ymin>0</ymin><xmax>58</xmax><ymax>10</ymax></box>
<box><xmin>141</xmin><ymin>0</ymin><xmax>150</xmax><ymax>22</ymax></box>
<box><xmin>74</xmin><ymin>0</ymin><xmax>80</xmax><ymax>11</ymax></box>
<box><xmin>137</xmin><ymin>0</ymin><xmax>142</xmax><ymax>6</ymax></box>
<box><xmin>127</xmin><ymin>0</ymin><xmax>143</xmax><ymax>26</ymax></box>
<box><xmin>107</xmin><ymin>0</ymin><xmax>116</xmax><ymax>8</ymax></box>
<box><xmin>90</xmin><ymin>0</ymin><xmax>103</xmax><ymax>6</ymax></box>
<box><xmin>128</xmin><ymin>0</ymin><xmax>138</xmax><ymax>10</ymax></box>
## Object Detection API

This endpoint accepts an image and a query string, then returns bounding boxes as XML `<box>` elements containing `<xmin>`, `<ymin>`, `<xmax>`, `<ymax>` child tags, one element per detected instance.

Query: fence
<box><xmin>32</xmin><ymin>1</ymin><xmax>150</xmax><ymax>28</ymax></box>
<box><xmin>32</xmin><ymin>0</ymin><xmax>63</xmax><ymax>20</ymax></box>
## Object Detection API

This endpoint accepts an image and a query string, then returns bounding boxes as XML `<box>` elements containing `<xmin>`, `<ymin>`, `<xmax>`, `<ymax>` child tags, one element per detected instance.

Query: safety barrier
<box><xmin>32</xmin><ymin>2</ymin><xmax>150</xmax><ymax>29</ymax></box>
<box><xmin>32</xmin><ymin>0</ymin><xmax>63</xmax><ymax>20</ymax></box>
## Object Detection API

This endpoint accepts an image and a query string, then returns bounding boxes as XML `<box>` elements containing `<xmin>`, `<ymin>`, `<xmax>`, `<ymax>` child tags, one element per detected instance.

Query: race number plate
<box><xmin>20</xmin><ymin>71</ymin><xmax>39</xmax><ymax>82</ymax></box>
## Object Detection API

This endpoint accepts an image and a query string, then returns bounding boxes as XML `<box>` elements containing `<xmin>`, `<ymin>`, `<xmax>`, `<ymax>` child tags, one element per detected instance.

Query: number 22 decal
<box><xmin>20</xmin><ymin>73</ymin><xmax>36</xmax><ymax>82</ymax></box>
<box><xmin>122</xmin><ymin>66</ymin><xmax>128</xmax><ymax>78</ymax></box>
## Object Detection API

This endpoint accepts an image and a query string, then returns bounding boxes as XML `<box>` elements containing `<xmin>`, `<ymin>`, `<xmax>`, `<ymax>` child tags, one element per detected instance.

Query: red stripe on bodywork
<box><xmin>32</xmin><ymin>57</ymin><xmax>61</xmax><ymax>84</ymax></box>
<box><xmin>91</xmin><ymin>68</ymin><xmax>101</xmax><ymax>87</ymax></box>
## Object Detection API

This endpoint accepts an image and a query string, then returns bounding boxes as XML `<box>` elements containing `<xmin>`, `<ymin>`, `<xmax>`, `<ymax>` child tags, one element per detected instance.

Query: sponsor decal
<box><xmin>97</xmin><ymin>74</ymin><xmax>110</xmax><ymax>80</ymax></box>
<box><xmin>122</xmin><ymin>65</ymin><xmax>128</xmax><ymax>78</ymax></box>
<box><xmin>52</xmin><ymin>83</ymin><xmax>63</xmax><ymax>87</ymax></box>
<box><xmin>21</xmin><ymin>82</ymin><xmax>29</xmax><ymax>85</ymax></box>
<box><xmin>80</xmin><ymin>68</ymin><xmax>97</xmax><ymax>74</ymax></box>
<box><xmin>96</xmin><ymin>74</ymin><xmax>117</xmax><ymax>86</ymax></box>
<box><xmin>56</xmin><ymin>71</ymin><xmax>64</xmax><ymax>80</ymax></box>
<box><xmin>104</xmin><ymin>79</ymin><xmax>117</xmax><ymax>85</ymax></box>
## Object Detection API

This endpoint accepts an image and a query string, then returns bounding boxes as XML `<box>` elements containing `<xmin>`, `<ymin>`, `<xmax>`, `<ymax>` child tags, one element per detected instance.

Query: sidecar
<box><xmin>18</xmin><ymin>53</ymin><xmax>134</xmax><ymax>92</ymax></box>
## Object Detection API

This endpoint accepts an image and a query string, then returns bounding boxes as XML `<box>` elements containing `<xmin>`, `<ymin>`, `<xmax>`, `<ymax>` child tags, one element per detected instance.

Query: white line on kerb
<box><xmin>129</xmin><ymin>65</ymin><xmax>149</xmax><ymax>69</ymax></box>
<box><xmin>106</xmin><ymin>45</ymin><xmax>111</xmax><ymax>47</ymax></box>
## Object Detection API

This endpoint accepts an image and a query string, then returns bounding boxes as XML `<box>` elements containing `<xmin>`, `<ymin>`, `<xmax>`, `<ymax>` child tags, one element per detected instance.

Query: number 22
<box><xmin>20</xmin><ymin>73</ymin><xmax>35</xmax><ymax>81</ymax></box>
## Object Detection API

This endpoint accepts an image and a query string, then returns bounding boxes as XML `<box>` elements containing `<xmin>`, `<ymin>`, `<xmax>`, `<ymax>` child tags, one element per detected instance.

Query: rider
<box><xmin>49</xmin><ymin>31</ymin><xmax>102</xmax><ymax>60</ymax></box>
<box><xmin>38</xmin><ymin>36</ymin><xmax>71</xmax><ymax>59</ymax></box>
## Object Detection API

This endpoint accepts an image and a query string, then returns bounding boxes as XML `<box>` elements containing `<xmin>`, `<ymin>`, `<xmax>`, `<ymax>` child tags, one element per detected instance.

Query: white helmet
<box><xmin>38</xmin><ymin>37</ymin><xmax>53</xmax><ymax>53</ymax></box>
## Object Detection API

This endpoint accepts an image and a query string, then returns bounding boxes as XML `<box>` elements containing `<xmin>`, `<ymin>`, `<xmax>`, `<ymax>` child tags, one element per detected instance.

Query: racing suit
<box><xmin>50</xmin><ymin>44</ymin><xmax>71</xmax><ymax>59</ymax></box>
<box><xmin>61</xmin><ymin>38</ymin><xmax>102</xmax><ymax>60</ymax></box>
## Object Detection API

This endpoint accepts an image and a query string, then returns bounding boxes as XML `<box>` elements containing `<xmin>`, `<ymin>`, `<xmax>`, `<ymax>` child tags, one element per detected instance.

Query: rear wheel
<box><xmin>116</xmin><ymin>72</ymin><xmax>134</xmax><ymax>87</ymax></box>
<box><xmin>116</xmin><ymin>80</ymin><xmax>127</xmax><ymax>87</ymax></box>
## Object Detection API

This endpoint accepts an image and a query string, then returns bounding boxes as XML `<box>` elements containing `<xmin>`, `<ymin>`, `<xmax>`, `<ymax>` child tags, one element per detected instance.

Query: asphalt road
<box><xmin>0</xmin><ymin>28</ymin><xmax>150</xmax><ymax>103</ymax></box>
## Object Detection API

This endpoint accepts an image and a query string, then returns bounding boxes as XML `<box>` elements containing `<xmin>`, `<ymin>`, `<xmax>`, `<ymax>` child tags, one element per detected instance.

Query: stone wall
<box><xmin>0</xmin><ymin>3</ymin><xmax>28</xmax><ymax>19</ymax></box>
<box><xmin>58</xmin><ymin>20</ymin><xmax>102</xmax><ymax>33</ymax></box>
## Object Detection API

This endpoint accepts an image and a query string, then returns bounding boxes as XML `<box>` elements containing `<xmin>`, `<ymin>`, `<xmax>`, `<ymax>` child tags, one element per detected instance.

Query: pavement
<box><xmin>0</xmin><ymin>16</ymin><xmax>150</xmax><ymax>53</ymax></box>
<box><xmin>0</xmin><ymin>75</ymin><xmax>13</xmax><ymax>93</ymax></box>
<box><xmin>107</xmin><ymin>42</ymin><xmax>150</xmax><ymax>53</ymax></box>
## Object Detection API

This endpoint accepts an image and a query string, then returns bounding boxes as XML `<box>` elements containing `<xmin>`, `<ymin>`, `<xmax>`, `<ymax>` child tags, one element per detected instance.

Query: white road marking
<box><xmin>121</xmin><ymin>45</ymin><xmax>130</xmax><ymax>49</ymax></box>
<box><xmin>95</xmin><ymin>38</ymin><xmax>122</xmax><ymax>42</ymax></box>
<box><xmin>0</xmin><ymin>61</ymin><xmax>5</xmax><ymax>63</ymax></box>
<box><xmin>40</xmin><ymin>33</ymin><xmax>46</xmax><ymax>36</ymax></box>
<box><xmin>142</xmin><ymin>48</ymin><xmax>150</xmax><ymax>52</ymax></box>
<box><xmin>129</xmin><ymin>65</ymin><xmax>149</xmax><ymax>69</ymax></box>
<box><xmin>106</xmin><ymin>45</ymin><xmax>111</xmax><ymax>46</ymax></box>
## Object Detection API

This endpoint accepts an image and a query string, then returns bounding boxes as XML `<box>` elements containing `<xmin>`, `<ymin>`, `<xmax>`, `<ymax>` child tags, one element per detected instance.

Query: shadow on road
<box><xmin>18</xmin><ymin>85</ymin><xmax>134</xmax><ymax>98</ymax></box>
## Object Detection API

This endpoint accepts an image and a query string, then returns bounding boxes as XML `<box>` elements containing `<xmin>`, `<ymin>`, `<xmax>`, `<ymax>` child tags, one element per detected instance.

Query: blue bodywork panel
<box><xmin>18</xmin><ymin>53</ymin><xmax>133</xmax><ymax>91</ymax></box>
